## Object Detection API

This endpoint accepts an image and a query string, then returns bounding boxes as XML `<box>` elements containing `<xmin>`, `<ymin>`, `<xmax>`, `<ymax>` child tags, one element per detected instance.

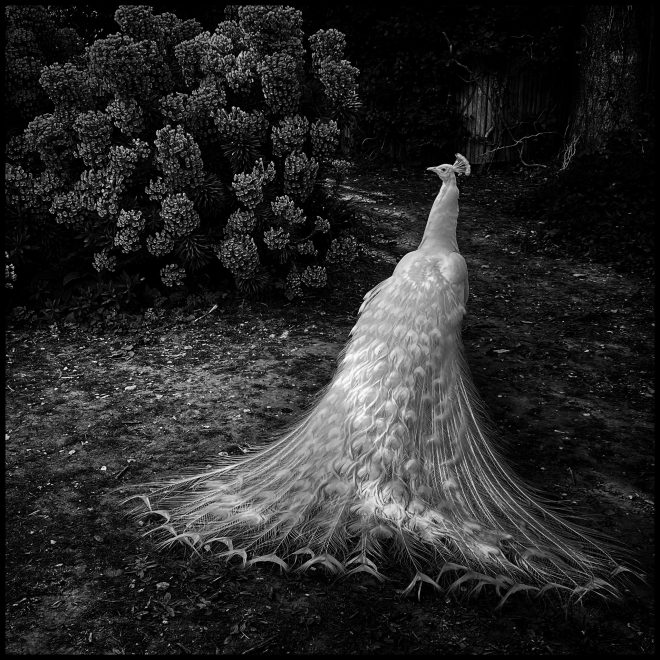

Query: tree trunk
<box><xmin>561</xmin><ymin>5</ymin><xmax>643</xmax><ymax>168</ymax></box>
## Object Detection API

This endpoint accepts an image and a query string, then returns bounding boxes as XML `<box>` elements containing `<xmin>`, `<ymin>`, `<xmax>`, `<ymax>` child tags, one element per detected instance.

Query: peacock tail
<box><xmin>126</xmin><ymin>253</ymin><xmax>632</xmax><ymax>605</ymax></box>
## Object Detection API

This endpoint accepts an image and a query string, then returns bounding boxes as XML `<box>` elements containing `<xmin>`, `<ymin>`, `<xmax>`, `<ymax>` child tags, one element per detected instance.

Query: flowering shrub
<box><xmin>5</xmin><ymin>6</ymin><xmax>86</xmax><ymax>122</ymax></box>
<box><xmin>5</xmin><ymin>4</ymin><xmax>361</xmax><ymax>301</ymax></box>
<box><xmin>160</xmin><ymin>263</ymin><xmax>186</xmax><ymax>287</ymax></box>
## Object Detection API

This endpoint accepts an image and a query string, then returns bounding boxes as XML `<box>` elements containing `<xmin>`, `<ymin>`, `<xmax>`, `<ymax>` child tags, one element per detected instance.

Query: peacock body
<box><xmin>129</xmin><ymin>155</ymin><xmax>632</xmax><ymax>604</ymax></box>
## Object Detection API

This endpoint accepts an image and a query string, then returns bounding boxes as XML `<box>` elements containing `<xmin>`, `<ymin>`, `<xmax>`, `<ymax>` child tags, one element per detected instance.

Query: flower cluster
<box><xmin>160</xmin><ymin>263</ymin><xmax>186</xmax><ymax>287</ymax></box>
<box><xmin>310</xmin><ymin>119</ymin><xmax>339</xmax><ymax>160</ymax></box>
<box><xmin>174</xmin><ymin>31</ymin><xmax>235</xmax><ymax>87</ymax></box>
<box><xmin>309</xmin><ymin>29</ymin><xmax>346</xmax><ymax>68</ymax></box>
<box><xmin>23</xmin><ymin>113</ymin><xmax>76</xmax><ymax>170</ymax></box>
<box><xmin>160</xmin><ymin>83</ymin><xmax>226</xmax><ymax>141</ymax></box>
<box><xmin>159</xmin><ymin>92</ymin><xmax>188</xmax><ymax>124</ymax></box>
<box><xmin>5</xmin><ymin>163</ymin><xmax>33</xmax><ymax>208</ymax></box>
<box><xmin>285</xmin><ymin>266</ymin><xmax>303</xmax><ymax>300</ymax></box>
<box><xmin>329</xmin><ymin>158</ymin><xmax>352</xmax><ymax>181</ymax></box>
<box><xmin>93</xmin><ymin>248</ymin><xmax>117</xmax><ymax>273</ymax></box>
<box><xmin>226</xmin><ymin>48</ymin><xmax>259</xmax><ymax>92</ymax></box>
<box><xmin>106</xmin><ymin>96</ymin><xmax>145</xmax><ymax>136</ymax></box>
<box><xmin>113</xmin><ymin>5</ymin><xmax>160</xmax><ymax>42</ymax></box>
<box><xmin>224</xmin><ymin>209</ymin><xmax>257</xmax><ymax>238</ymax></box>
<box><xmin>296</xmin><ymin>240</ymin><xmax>317</xmax><ymax>256</ymax></box>
<box><xmin>174</xmin><ymin>32</ymin><xmax>209</xmax><ymax>86</ymax></box>
<box><xmin>5</xmin><ymin>134</ymin><xmax>28</xmax><ymax>164</ymax></box>
<box><xmin>188</xmin><ymin>81</ymin><xmax>227</xmax><ymax>137</ymax></box>
<box><xmin>257</xmin><ymin>53</ymin><xmax>301</xmax><ymax>116</ymax></box>
<box><xmin>316</xmin><ymin>58</ymin><xmax>360</xmax><ymax>108</ymax></box>
<box><xmin>146</xmin><ymin>230</ymin><xmax>175</xmax><ymax>257</ymax></box>
<box><xmin>6</xmin><ymin>6</ymin><xmax>84</xmax><ymax>119</ymax></box>
<box><xmin>217</xmin><ymin>235</ymin><xmax>260</xmax><ymax>276</ymax></box>
<box><xmin>114</xmin><ymin>5</ymin><xmax>202</xmax><ymax>50</ymax></box>
<box><xmin>214</xmin><ymin>20</ymin><xmax>247</xmax><ymax>51</ymax></box>
<box><xmin>271</xmin><ymin>115</ymin><xmax>308</xmax><ymax>157</ymax></box>
<box><xmin>80</xmin><ymin>170</ymin><xmax>121</xmax><ymax>218</ymax></box>
<box><xmin>73</xmin><ymin>110</ymin><xmax>114</xmax><ymax>167</ymax></box>
<box><xmin>263</xmin><ymin>227</ymin><xmax>291</xmax><ymax>250</ymax></box>
<box><xmin>300</xmin><ymin>264</ymin><xmax>327</xmax><ymax>288</ymax></box>
<box><xmin>35</xmin><ymin>171</ymin><xmax>67</xmax><ymax>216</ymax></box>
<box><xmin>5</xmin><ymin>253</ymin><xmax>16</xmax><ymax>290</ymax></box>
<box><xmin>49</xmin><ymin>190</ymin><xmax>84</xmax><ymax>225</ymax></box>
<box><xmin>154</xmin><ymin>124</ymin><xmax>205</xmax><ymax>192</ymax></box>
<box><xmin>271</xmin><ymin>195</ymin><xmax>305</xmax><ymax>225</ymax></box>
<box><xmin>87</xmin><ymin>33</ymin><xmax>172</xmax><ymax>101</ymax></box>
<box><xmin>39</xmin><ymin>62</ymin><xmax>93</xmax><ymax>110</ymax></box>
<box><xmin>283</xmin><ymin>151</ymin><xmax>318</xmax><ymax>203</ymax></box>
<box><xmin>69</xmin><ymin>140</ymin><xmax>146</xmax><ymax>221</ymax></box>
<box><xmin>238</xmin><ymin>5</ymin><xmax>305</xmax><ymax>59</ymax></box>
<box><xmin>202</xmin><ymin>33</ymin><xmax>237</xmax><ymax>77</ymax></box>
<box><xmin>114</xmin><ymin>209</ymin><xmax>146</xmax><ymax>253</ymax></box>
<box><xmin>115</xmin><ymin>5</ymin><xmax>203</xmax><ymax>52</ymax></box>
<box><xmin>214</xmin><ymin>106</ymin><xmax>268</xmax><ymax>143</ymax></box>
<box><xmin>232</xmin><ymin>159</ymin><xmax>275</xmax><ymax>209</ymax></box>
<box><xmin>161</xmin><ymin>193</ymin><xmax>200</xmax><ymax>238</ymax></box>
<box><xmin>7</xmin><ymin>55</ymin><xmax>47</xmax><ymax>119</ymax></box>
<box><xmin>314</xmin><ymin>216</ymin><xmax>331</xmax><ymax>233</ymax></box>
<box><xmin>325</xmin><ymin>234</ymin><xmax>359</xmax><ymax>266</ymax></box>
<box><xmin>145</xmin><ymin>177</ymin><xmax>170</xmax><ymax>203</ymax></box>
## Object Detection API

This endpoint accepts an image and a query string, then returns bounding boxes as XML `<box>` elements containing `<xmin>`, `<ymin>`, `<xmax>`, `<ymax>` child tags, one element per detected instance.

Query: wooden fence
<box><xmin>456</xmin><ymin>68</ymin><xmax>560</xmax><ymax>165</ymax></box>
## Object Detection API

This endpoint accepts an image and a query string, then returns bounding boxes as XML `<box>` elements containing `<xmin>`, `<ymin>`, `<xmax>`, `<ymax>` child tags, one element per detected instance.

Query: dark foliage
<box><xmin>516</xmin><ymin>132</ymin><xmax>655</xmax><ymax>276</ymax></box>
<box><xmin>297</xmin><ymin>3</ymin><xmax>574</xmax><ymax>164</ymax></box>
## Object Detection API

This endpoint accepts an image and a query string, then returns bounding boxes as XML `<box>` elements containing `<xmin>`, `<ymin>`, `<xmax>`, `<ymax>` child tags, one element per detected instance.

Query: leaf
<box><xmin>62</xmin><ymin>271</ymin><xmax>82</xmax><ymax>286</ymax></box>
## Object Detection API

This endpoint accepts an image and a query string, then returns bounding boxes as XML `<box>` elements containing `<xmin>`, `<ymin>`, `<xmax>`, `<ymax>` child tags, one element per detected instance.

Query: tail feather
<box><xmin>125</xmin><ymin>254</ymin><xmax>640</xmax><ymax>604</ymax></box>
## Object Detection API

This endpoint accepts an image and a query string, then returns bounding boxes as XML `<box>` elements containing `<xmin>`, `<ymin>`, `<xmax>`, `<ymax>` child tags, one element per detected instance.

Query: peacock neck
<box><xmin>418</xmin><ymin>178</ymin><xmax>460</xmax><ymax>254</ymax></box>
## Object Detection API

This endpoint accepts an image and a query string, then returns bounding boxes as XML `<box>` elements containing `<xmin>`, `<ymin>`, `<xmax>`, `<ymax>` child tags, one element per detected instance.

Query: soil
<box><xmin>5</xmin><ymin>167</ymin><xmax>655</xmax><ymax>655</ymax></box>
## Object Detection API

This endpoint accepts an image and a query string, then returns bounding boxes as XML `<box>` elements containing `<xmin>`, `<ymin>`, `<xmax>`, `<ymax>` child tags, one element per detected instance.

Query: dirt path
<box><xmin>5</xmin><ymin>169</ymin><xmax>654</xmax><ymax>654</ymax></box>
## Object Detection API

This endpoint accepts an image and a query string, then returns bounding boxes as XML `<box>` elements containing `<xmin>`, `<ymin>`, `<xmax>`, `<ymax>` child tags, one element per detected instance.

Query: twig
<box><xmin>191</xmin><ymin>304</ymin><xmax>218</xmax><ymax>324</ymax></box>
<box><xmin>115</xmin><ymin>464</ymin><xmax>131</xmax><ymax>480</ymax></box>
<box><xmin>568</xmin><ymin>467</ymin><xmax>577</xmax><ymax>486</ymax></box>
<box><xmin>481</xmin><ymin>131</ymin><xmax>557</xmax><ymax>159</ymax></box>
<box><xmin>241</xmin><ymin>635</ymin><xmax>277</xmax><ymax>655</ymax></box>
<box><xmin>518</xmin><ymin>145</ymin><xmax>549</xmax><ymax>169</ymax></box>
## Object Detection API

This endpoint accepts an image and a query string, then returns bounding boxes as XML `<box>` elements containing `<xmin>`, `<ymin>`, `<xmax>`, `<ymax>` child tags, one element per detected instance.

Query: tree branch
<box><xmin>481</xmin><ymin>131</ymin><xmax>556</xmax><ymax>160</ymax></box>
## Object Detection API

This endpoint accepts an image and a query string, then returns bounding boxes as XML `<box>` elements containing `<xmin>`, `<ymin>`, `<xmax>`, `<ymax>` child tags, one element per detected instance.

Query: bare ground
<box><xmin>5</xmin><ymin>168</ymin><xmax>655</xmax><ymax>654</ymax></box>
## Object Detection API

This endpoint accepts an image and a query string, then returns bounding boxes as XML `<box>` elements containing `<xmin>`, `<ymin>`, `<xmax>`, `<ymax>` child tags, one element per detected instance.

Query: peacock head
<box><xmin>426</xmin><ymin>153</ymin><xmax>471</xmax><ymax>182</ymax></box>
